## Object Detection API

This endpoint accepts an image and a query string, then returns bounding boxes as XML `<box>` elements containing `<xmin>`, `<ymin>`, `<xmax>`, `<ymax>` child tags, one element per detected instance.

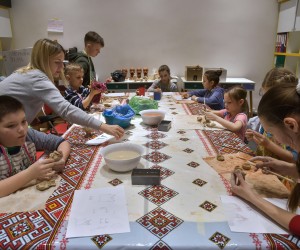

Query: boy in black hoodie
<box><xmin>68</xmin><ymin>31</ymin><xmax>104</xmax><ymax>87</ymax></box>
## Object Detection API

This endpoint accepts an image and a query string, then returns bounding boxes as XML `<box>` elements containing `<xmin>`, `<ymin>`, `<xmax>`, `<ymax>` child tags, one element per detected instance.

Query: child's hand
<box><xmin>181</xmin><ymin>93</ymin><xmax>189</xmax><ymax>99</ymax></box>
<box><xmin>204</xmin><ymin>111</ymin><xmax>218</xmax><ymax>121</ymax></box>
<box><xmin>245</xmin><ymin>129</ymin><xmax>255</xmax><ymax>141</ymax></box>
<box><xmin>246</xmin><ymin>129</ymin><xmax>269</xmax><ymax>147</ymax></box>
<box><xmin>191</xmin><ymin>95</ymin><xmax>198</xmax><ymax>102</ymax></box>
<box><xmin>28</xmin><ymin>158</ymin><xmax>56</xmax><ymax>180</ymax></box>
<box><xmin>52</xmin><ymin>158</ymin><xmax>66</xmax><ymax>173</ymax></box>
<box><xmin>90</xmin><ymin>88</ymin><xmax>102</xmax><ymax>96</ymax></box>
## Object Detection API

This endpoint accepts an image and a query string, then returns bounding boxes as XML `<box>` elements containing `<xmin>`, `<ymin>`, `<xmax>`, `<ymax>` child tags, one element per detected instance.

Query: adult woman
<box><xmin>182</xmin><ymin>70</ymin><xmax>224</xmax><ymax>110</ymax></box>
<box><xmin>0</xmin><ymin>39</ymin><xmax>124</xmax><ymax>139</ymax></box>
<box><xmin>231</xmin><ymin>82</ymin><xmax>300</xmax><ymax>236</ymax></box>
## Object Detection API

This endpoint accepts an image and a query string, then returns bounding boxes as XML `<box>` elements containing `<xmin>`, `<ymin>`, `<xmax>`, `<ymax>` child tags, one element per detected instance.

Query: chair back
<box><xmin>43</xmin><ymin>104</ymin><xmax>53</xmax><ymax>115</ymax></box>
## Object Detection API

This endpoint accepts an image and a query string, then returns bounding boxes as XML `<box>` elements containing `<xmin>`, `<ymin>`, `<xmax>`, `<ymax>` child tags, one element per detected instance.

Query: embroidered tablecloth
<box><xmin>0</xmin><ymin>94</ymin><xmax>299</xmax><ymax>250</ymax></box>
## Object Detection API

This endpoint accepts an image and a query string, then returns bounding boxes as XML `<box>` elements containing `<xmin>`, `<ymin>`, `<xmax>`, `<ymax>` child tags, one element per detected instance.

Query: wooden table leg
<box><xmin>249</xmin><ymin>91</ymin><xmax>253</xmax><ymax>117</ymax></box>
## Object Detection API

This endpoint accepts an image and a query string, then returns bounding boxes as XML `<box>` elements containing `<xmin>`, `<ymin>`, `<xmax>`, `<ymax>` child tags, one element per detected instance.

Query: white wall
<box><xmin>8</xmin><ymin>0</ymin><xmax>279</xmax><ymax>110</ymax></box>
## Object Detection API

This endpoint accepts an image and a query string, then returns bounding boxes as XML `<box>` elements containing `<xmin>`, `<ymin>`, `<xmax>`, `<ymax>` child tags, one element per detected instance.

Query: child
<box><xmin>64</xmin><ymin>63</ymin><xmax>103</xmax><ymax>110</ymax></box>
<box><xmin>205</xmin><ymin>86</ymin><xmax>248</xmax><ymax>141</ymax></box>
<box><xmin>232</xmin><ymin>82</ymin><xmax>300</xmax><ymax>236</ymax></box>
<box><xmin>246</xmin><ymin>68</ymin><xmax>298</xmax><ymax>162</ymax></box>
<box><xmin>182</xmin><ymin>70</ymin><xmax>224</xmax><ymax>110</ymax></box>
<box><xmin>0</xmin><ymin>96</ymin><xmax>71</xmax><ymax>197</ymax></box>
<box><xmin>147</xmin><ymin>65</ymin><xmax>178</xmax><ymax>92</ymax></box>
<box><xmin>68</xmin><ymin>31</ymin><xmax>104</xmax><ymax>87</ymax></box>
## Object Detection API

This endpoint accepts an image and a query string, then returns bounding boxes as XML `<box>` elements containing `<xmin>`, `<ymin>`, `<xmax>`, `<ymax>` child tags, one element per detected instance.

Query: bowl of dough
<box><xmin>99</xmin><ymin>142</ymin><xmax>144</xmax><ymax>172</ymax></box>
<box><xmin>139</xmin><ymin>109</ymin><xmax>166</xmax><ymax>126</ymax></box>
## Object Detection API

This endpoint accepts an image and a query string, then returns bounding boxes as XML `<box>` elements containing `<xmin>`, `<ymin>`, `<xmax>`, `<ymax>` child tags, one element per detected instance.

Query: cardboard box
<box><xmin>185</xmin><ymin>65</ymin><xmax>203</xmax><ymax>81</ymax></box>
<box><xmin>202</xmin><ymin>67</ymin><xmax>227</xmax><ymax>82</ymax></box>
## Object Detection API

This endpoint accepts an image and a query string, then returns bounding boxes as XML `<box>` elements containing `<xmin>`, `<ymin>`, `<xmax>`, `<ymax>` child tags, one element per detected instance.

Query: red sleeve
<box><xmin>289</xmin><ymin>215</ymin><xmax>300</xmax><ymax>236</ymax></box>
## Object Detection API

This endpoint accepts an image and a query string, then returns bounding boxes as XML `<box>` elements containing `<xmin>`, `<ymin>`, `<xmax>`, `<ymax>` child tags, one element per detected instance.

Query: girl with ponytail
<box><xmin>231</xmin><ymin>81</ymin><xmax>300</xmax><ymax>236</ymax></box>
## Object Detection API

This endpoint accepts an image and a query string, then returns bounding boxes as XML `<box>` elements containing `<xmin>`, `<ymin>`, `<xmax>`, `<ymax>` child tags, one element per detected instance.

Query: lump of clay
<box><xmin>242</xmin><ymin>162</ymin><xmax>252</xmax><ymax>171</ymax></box>
<box><xmin>206</xmin><ymin>122</ymin><xmax>216</xmax><ymax>128</ymax></box>
<box><xmin>216</xmin><ymin>154</ymin><xmax>225</xmax><ymax>161</ymax></box>
<box><xmin>36</xmin><ymin>179</ymin><xmax>56</xmax><ymax>191</ymax></box>
<box><xmin>49</xmin><ymin>150</ymin><xmax>63</xmax><ymax>162</ymax></box>
<box><xmin>83</xmin><ymin>127</ymin><xmax>94</xmax><ymax>138</ymax></box>
<box><xmin>262</xmin><ymin>166</ymin><xmax>271</xmax><ymax>174</ymax></box>
<box><xmin>204</xmin><ymin>115</ymin><xmax>211</xmax><ymax>123</ymax></box>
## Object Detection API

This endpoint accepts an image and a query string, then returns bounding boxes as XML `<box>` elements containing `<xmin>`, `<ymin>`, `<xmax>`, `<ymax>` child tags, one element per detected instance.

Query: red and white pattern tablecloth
<box><xmin>0</xmin><ymin>94</ymin><xmax>299</xmax><ymax>250</ymax></box>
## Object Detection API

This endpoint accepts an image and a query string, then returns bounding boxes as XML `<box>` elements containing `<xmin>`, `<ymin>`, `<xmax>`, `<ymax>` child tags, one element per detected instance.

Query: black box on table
<box><xmin>131</xmin><ymin>169</ymin><xmax>161</xmax><ymax>185</ymax></box>
<box><xmin>158</xmin><ymin>120</ymin><xmax>171</xmax><ymax>132</ymax></box>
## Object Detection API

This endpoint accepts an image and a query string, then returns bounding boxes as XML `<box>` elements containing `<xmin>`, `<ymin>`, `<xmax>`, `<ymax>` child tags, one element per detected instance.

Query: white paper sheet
<box><xmin>85</xmin><ymin>133</ymin><xmax>114</xmax><ymax>145</ymax></box>
<box><xmin>66</xmin><ymin>186</ymin><xmax>130</xmax><ymax>238</ymax></box>
<box><xmin>162</xmin><ymin>92</ymin><xmax>172</xmax><ymax>96</ymax></box>
<box><xmin>172</xmin><ymin>95</ymin><xmax>191</xmax><ymax>101</ymax></box>
<box><xmin>104</xmin><ymin>93</ymin><xmax>125</xmax><ymax>97</ymax></box>
<box><xmin>220</xmin><ymin>195</ymin><xmax>289</xmax><ymax>234</ymax></box>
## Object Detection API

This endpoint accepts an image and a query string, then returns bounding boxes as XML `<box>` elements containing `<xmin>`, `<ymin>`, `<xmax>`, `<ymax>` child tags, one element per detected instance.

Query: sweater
<box><xmin>189</xmin><ymin>86</ymin><xmax>224</xmax><ymax>110</ymax></box>
<box><xmin>147</xmin><ymin>79</ymin><xmax>178</xmax><ymax>92</ymax></box>
<box><xmin>68</xmin><ymin>51</ymin><xmax>96</xmax><ymax>87</ymax></box>
<box><xmin>64</xmin><ymin>85</ymin><xmax>90</xmax><ymax>110</ymax></box>
<box><xmin>0</xmin><ymin>70</ymin><xmax>102</xmax><ymax>130</ymax></box>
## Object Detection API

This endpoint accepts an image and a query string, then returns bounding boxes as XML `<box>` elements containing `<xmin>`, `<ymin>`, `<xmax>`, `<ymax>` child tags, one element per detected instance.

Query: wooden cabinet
<box><xmin>274</xmin><ymin>0</ymin><xmax>300</xmax><ymax>77</ymax></box>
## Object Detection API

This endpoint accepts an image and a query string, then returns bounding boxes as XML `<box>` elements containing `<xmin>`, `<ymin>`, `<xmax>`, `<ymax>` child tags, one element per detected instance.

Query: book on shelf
<box><xmin>275</xmin><ymin>33</ymin><xmax>287</xmax><ymax>53</ymax></box>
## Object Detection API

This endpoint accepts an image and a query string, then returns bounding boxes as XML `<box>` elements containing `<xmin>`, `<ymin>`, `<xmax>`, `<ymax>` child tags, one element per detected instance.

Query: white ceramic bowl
<box><xmin>139</xmin><ymin>109</ymin><xmax>166</xmax><ymax>125</ymax></box>
<box><xmin>100</xmin><ymin>142</ymin><xmax>144</xmax><ymax>172</ymax></box>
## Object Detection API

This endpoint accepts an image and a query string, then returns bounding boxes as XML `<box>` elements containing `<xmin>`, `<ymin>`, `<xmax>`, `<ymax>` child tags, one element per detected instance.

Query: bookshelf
<box><xmin>274</xmin><ymin>0</ymin><xmax>300</xmax><ymax>76</ymax></box>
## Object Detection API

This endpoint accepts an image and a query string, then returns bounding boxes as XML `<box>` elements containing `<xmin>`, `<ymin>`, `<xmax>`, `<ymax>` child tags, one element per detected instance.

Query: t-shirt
<box><xmin>219</xmin><ymin>109</ymin><xmax>248</xmax><ymax>141</ymax></box>
<box><xmin>289</xmin><ymin>215</ymin><xmax>300</xmax><ymax>236</ymax></box>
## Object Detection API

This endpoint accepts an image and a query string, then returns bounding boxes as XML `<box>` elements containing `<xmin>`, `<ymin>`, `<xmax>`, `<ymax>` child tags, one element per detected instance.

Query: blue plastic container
<box><xmin>103</xmin><ymin>104</ymin><xmax>135</xmax><ymax>128</ymax></box>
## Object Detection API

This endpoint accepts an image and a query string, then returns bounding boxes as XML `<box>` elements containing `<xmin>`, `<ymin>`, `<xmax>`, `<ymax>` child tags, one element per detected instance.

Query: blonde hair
<box><xmin>17</xmin><ymin>39</ymin><xmax>65</xmax><ymax>83</ymax></box>
<box><xmin>65</xmin><ymin>63</ymin><xmax>83</xmax><ymax>76</ymax></box>
<box><xmin>262</xmin><ymin>67</ymin><xmax>298</xmax><ymax>90</ymax></box>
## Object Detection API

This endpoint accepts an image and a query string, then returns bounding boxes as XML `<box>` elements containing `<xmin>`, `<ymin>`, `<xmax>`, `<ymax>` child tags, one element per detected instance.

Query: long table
<box><xmin>0</xmin><ymin>94</ymin><xmax>298</xmax><ymax>249</ymax></box>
